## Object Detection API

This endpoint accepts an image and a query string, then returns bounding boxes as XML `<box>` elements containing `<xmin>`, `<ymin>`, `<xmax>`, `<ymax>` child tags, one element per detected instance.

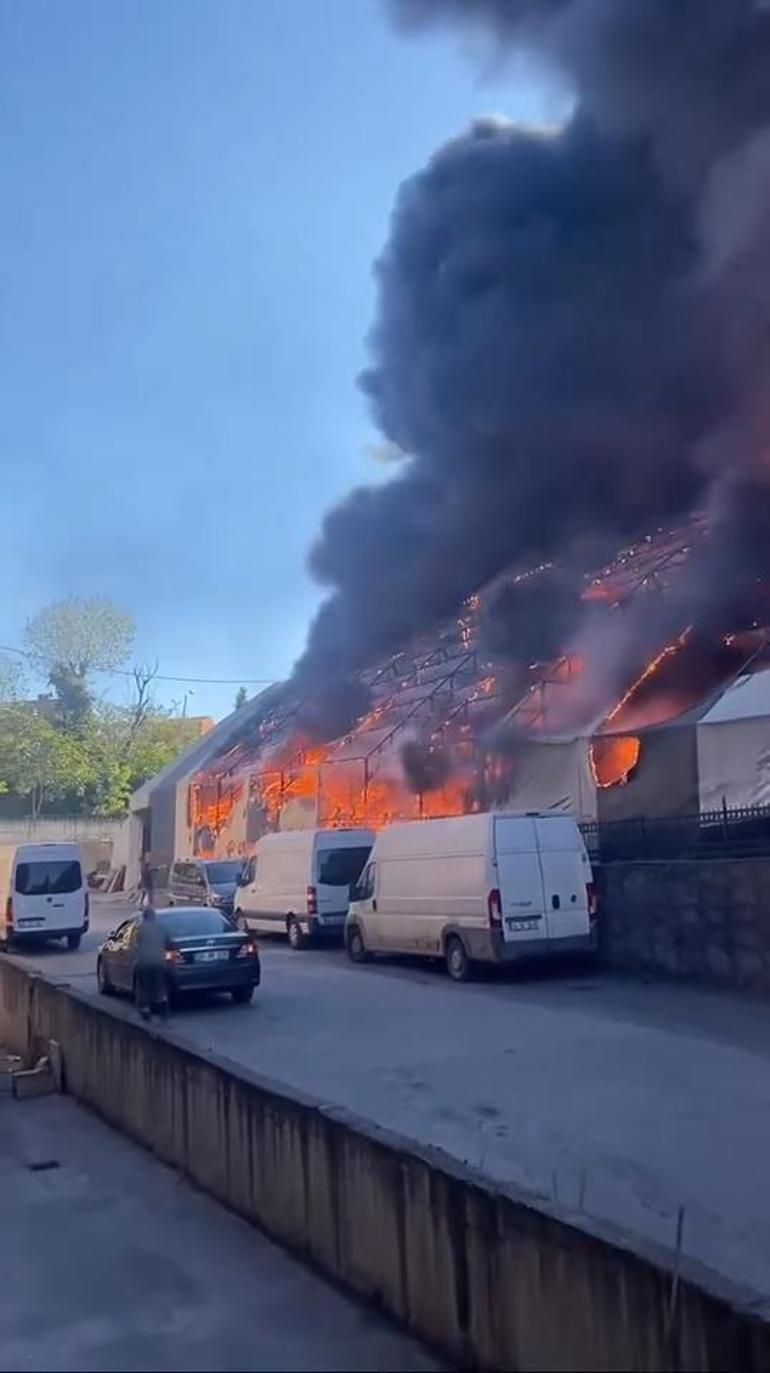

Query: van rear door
<box><xmin>534</xmin><ymin>817</ymin><xmax>591</xmax><ymax>942</ymax></box>
<box><xmin>493</xmin><ymin>817</ymin><xmax>547</xmax><ymax>946</ymax></box>
<box><xmin>13</xmin><ymin>852</ymin><xmax>84</xmax><ymax>935</ymax></box>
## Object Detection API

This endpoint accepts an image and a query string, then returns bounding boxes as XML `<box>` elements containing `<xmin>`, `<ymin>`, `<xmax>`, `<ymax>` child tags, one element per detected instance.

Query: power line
<box><xmin>0</xmin><ymin>643</ymin><xmax>279</xmax><ymax>687</ymax></box>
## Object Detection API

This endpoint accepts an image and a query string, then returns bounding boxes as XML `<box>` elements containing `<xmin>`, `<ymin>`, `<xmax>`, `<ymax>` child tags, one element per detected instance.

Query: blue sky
<box><xmin>0</xmin><ymin>0</ymin><xmax>557</xmax><ymax>719</ymax></box>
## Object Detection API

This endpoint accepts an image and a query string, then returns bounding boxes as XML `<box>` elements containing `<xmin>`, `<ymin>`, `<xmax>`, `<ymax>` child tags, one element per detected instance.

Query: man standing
<box><xmin>135</xmin><ymin>906</ymin><xmax>170</xmax><ymax>1021</ymax></box>
<box><xmin>139</xmin><ymin>856</ymin><xmax>155</xmax><ymax>908</ymax></box>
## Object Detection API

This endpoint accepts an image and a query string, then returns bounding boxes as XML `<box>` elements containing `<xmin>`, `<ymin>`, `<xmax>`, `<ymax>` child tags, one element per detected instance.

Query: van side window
<box><xmin>317</xmin><ymin>846</ymin><xmax>371</xmax><ymax>888</ymax></box>
<box><xmin>358</xmin><ymin>863</ymin><xmax>375</xmax><ymax>901</ymax></box>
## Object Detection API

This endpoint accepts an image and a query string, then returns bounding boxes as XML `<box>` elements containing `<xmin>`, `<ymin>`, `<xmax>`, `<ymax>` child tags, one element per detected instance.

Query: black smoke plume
<box><xmin>480</xmin><ymin>570</ymin><xmax>584</xmax><ymax>664</ymax></box>
<box><xmin>298</xmin><ymin>0</ymin><xmax>770</xmax><ymax>697</ymax></box>
<box><xmin>401</xmin><ymin>738</ymin><xmax>453</xmax><ymax>793</ymax></box>
<box><xmin>295</xmin><ymin>674</ymin><xmax>372</xmax><ymax>744</ymax></box>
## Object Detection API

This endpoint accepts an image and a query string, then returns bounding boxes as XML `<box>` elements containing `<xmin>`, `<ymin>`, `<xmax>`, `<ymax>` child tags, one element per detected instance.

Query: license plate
<box><xmin>17</xmin><ymin>917</ymin><xmax>45</xmax><ymax>928</ymax></box>
<box><xmin>194</xmin><ymin>950</ymin><xmax>228</xmax><ymax>963</ymax></box>
<box><xmin>506</xmin><ymin>918</ymin><xmax>539</xmax><ymax>933</ymax></box>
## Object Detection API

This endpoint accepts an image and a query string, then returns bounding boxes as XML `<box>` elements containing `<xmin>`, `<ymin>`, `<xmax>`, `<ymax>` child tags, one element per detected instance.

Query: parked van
<box><xmin>0</xmin><ymin>842</ymin><xmax>89</xmax><ymax>950</ymax></box>
<box><xmin>236</xmin><ymin>828</ymin><xmax>375</xmax><ymax>949</ymax></box>
<box><xmin>345</xmin><ymin>812</ymin><xmax>597</xmax><ymax>980</ymax></box>
<box><xmin>168</xmin><ymin>858</ymin><xmax>244</xmax><ymax>916</ymax></box>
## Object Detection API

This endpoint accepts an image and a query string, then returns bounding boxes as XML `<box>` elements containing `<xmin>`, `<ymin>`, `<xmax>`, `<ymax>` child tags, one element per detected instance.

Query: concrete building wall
<box><xmin>600</xmin><ymin>856</ymin><xmax>770</xmax><ymax>992</ymax></box>
<box><xmin>148</xmin><ymin>784</ymin><xmax>178</xmax><ymax>878</ymax></box>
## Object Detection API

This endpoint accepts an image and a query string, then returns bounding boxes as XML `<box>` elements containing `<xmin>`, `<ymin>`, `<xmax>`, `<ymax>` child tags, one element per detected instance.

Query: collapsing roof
<box><xmin>167</xmin><ymin>515</ymin><xmax>770</xmax><ymax>855</ymax></box>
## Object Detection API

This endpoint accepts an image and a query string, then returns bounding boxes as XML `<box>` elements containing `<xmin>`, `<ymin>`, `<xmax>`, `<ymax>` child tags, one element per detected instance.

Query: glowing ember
<box><xmin>605</xmin><ymin>629</ymin><xmax>692</xmax><ymax>725</ymax></box>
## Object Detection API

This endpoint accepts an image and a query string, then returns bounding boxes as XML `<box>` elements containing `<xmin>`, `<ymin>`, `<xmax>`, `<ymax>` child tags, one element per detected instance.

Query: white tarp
<box><xmin>699</xmin><ymin>667</ymin><xmax>770</xmax><ymax>724</ymax></box>
<box><xmin>502</xmin><ymin>738</ymin><xmax>597</xmax><ymax>822</ymax></box>
<box><xmin>697</xmin><ymin>668</ymin><xmax>770</xmax><ymax>810</ymax></box>
<box><xmin>697</xmin><ymin>716</ymin><xmax>770</xmax><ymax>811</ymax></box>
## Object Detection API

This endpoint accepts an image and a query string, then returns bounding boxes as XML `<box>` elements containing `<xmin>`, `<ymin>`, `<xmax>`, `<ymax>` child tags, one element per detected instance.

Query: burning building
<box><xmin>123</xmin><ymin>513</ymin><xmax>770</xmax><ymax>877</ymax></box>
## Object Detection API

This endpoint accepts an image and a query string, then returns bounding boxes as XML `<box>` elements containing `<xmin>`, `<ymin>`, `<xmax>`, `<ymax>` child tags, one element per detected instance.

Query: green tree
<box><xmin>234</xmin><ymin>686</ymin><xmax>248</xmax><ymax>710</ymax></box>
<box><xmin>82</xmin><ymin>702</ymin><xmax>199</xmax><ymax>817</ymax></box>
<box><xmin>0</xmin><ymin>703</ymin><xmax>93</xmax><ymax>818</ymax></box>
<box><xmin>25</xmin><ymin>597</ymin><xmax>135</xmax><ymax>731</ymax></box>
<box><xmin>0</xmin><ymin>655</ymin><xmax>25</xmax><ymax>704</ymax></box>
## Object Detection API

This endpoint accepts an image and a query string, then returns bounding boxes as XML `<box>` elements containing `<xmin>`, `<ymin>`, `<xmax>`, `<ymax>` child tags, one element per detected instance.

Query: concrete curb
<box><xmin>0</xmin><ymin>956</ymin><xmax>767</xmax><ymax>1371</ymax></box>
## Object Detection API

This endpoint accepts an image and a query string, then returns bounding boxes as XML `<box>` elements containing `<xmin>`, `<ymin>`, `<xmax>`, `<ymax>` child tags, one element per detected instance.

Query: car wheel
<box><xmin>231</xmin><ymin>984</ymin><xmax>254</xmax><ymax>1005</ymax></box>
<box><xmin>97</xmin><ymin>957</ymin><xmax>112</xmax><ymax>996</ymax></box>
<box><xmin>445</xmin><ymin>935</ymin><xmax>471</xmax><ymax>983</ymax></box>
<box><xmin>287</xmin><ymin>916</ymin><xmax>305</xmax><ymax>950</ymax></box>
<box><xmin>346</xmin><ymin>924</ymin><xmax>367</xmax><ymax>963</ymax></box>
<box><xmin>66</xmin><ymin>932</ymin><xmax>82</xmax><ymax>951</ymax></box>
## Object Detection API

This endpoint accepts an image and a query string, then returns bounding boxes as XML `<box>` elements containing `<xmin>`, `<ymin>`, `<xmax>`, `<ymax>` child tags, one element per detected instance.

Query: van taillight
<box><xmin>587</xmin><ymin>882</ymin><xmax>598</xmax><ymax>919</ymax></box>
<box><xmin>5</xmin><ymin>896</ymin><xmax>13</xmax><ymax>929</ymax></box>
<box><xmin>306</xmin><ymin>885</ymin><xmax>318</xmax><ymax>916</ymax></box>
<box><xmin>84</xmin><ymin>891</ymin><xmax>90</xmax><ymax>920</ymax></box>
<box><xmin>487</xmin><ymin>888</ymin><xmax>502</xmax><ymax>930</ymax></box>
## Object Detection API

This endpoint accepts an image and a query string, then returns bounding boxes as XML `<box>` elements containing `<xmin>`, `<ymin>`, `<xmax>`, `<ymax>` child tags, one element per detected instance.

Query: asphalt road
<box><xmin>13</xmin><ymin>896</ymin><xmax>770</xmax><ymax>1303</ymax></box>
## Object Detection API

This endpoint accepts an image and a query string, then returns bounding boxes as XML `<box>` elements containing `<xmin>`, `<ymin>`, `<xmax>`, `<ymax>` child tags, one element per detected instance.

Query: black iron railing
<box><xmin>580</xmin><ymin>804</ymin><xmax>770</xmax><ymax>862</ymax></box>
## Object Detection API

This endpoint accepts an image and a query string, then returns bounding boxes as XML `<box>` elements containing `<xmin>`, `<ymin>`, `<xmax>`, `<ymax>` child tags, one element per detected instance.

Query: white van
<box><xmin>0</xmin><ymin>842</ymin><xmax>89</xmax><ymax>950</ymax></box>
<box><xmin>345</xmin><ymin>812</ymin><xmax>597</xmax><ymax>980</ymax></box>
<box><xmin>236</xmin><ymin>827</ymin><xmax>375</xmax><ymax>949</ymax></box>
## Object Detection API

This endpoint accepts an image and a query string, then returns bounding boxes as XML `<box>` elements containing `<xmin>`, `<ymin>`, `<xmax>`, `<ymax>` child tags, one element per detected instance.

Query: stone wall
<box><xmin>1</xmin><ymin>956</ymin><xmax>769</xmax><ymax>1371</ymax></box>
<box><xmin>599</xmin><ymin>857</ymin><xmax>770</xmax><ymax>992</ymax></box>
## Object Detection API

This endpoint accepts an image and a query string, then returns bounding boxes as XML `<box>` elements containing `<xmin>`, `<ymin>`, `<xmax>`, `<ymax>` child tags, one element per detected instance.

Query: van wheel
<box><xmin>66</xmin><ymin>932</ymin><xmax>82</xmax><ymax>951</ymax></box>
<box><xmin>346</xmin><ymin>924</ymin><xmax>367</xmax><ymax>964</ymax></box>
<box><xmin>445</xmin><ymin>935</ymin><xmax>470</xmax><ymax>983</ymax></box>
<box><xmin>287</xmin><ymin>916</ymin><xmax>305</xmax><ymax>951</ymax></box>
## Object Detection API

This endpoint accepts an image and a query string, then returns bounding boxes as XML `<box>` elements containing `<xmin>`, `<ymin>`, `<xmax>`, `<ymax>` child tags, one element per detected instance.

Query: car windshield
<box><xmin>316</xmin><ymin>846</ymin><xmax>371</xmax><ymax>888</ymax></box>
<box><xmin>15</xmin><ymin>860</ymin><xmax>82</xmax><ymax>896</ymax></box>
<box><xmin>204</xmin><ymin>862</ymin><xmax>243</xmax><ymax>884</ymax></box>
<box><xmin>159</xmin><ymin>909</ymin><xmax>233</xmax><ymax>936</ymax></box>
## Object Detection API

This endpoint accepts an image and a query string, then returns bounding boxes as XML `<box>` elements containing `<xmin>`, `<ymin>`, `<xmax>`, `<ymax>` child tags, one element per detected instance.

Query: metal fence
<box><xmin>580</xmin><ymin>805</ymin><xmax>770</xmax><ymax>862</ymax></box>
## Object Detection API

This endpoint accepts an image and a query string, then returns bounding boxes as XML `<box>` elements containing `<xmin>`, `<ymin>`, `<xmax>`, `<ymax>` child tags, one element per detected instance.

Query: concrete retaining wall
<box><xmin>0</xmin><ymin>817</ymin><xmax>123</xmax><ymax>845</ymax></box>
<box><xmin>1</xmin><ymin>957</ymin><xmax>768</xmax><ymax>1371</ymax></box>
<box><xmin>599</xmin><ymin>858</ymin><xmax>770</xmax><ymax>993</ymax></box>
<box><xmin>0</xmin><ymin>817</ymin><xmax>123</xmax><ymax>877</ymax></box>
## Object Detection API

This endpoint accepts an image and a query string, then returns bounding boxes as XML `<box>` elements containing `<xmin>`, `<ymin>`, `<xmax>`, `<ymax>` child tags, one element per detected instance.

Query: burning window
<box><xmin>590</xmin><ymin>736</ymin><xmax>641</xmax><ymax>788</ymax></box>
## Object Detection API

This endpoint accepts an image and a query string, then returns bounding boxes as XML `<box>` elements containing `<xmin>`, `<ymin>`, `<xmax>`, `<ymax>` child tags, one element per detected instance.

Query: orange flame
<box><xmin>590</xmin><ymin>735</ymin><xmax>641</xmax><ymax>788</ymax></box>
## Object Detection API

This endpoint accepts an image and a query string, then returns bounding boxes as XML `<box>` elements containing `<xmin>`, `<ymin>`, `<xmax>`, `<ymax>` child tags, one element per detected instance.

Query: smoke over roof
<box><xmin>297</xmin><ymin>0</ymin><xmax>770</xmax><ymax>704</ymax></box>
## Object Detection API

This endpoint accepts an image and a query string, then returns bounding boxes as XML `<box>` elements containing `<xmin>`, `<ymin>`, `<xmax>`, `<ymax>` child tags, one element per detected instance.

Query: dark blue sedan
<box><xmin>97</xmin><ymin>906</ymin><xmax>261</xmax><ymax>1005</ymax></box>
